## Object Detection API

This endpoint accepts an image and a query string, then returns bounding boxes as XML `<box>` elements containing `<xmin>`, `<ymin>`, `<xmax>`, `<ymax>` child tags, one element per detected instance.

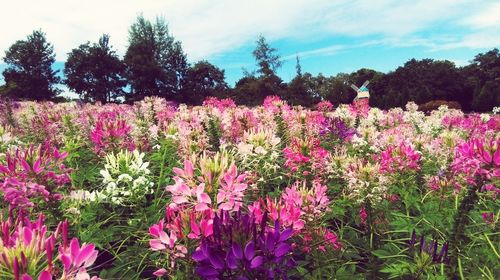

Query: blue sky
<box><xmin>1</xmin><ymin>0</ymin><xmax>499</xmax><ymax>89</ymax></box>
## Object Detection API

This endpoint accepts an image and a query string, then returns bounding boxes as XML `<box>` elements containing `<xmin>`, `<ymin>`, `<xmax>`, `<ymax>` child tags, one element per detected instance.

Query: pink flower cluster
<box><xmin>247</xmin><ymin>181</ymin><xmax>339</xmax><ymax>254</ymax></box>
<box><xmin>203</xmin><ymin>97</ymin><xmax>236</xmax><ymax>112</ymax></box>
<box><xmin>150</xmin><ymin>159</ymin><xmax>248</xmax><ymax>269</ymax></box>
<box><xmin>283</xmin><ymin>138</ymin><xmax>329</xmax><ymax>177</ymax></box>
<box><xmin>301</xmin><ymin>227</ymin><xmax>341</xmax><ymax>253</ymax></box>
<box><xmin>90</xmin><ymin>112</ymin><xmax>134</xmax><ymax>154</ymax></box>
<box><xmin>378</xmin><ymin>142</ymin><xmax>421</xmax><ymax>173</ymax></box>
<box><xmin>167</xmin><ymin>160</ymin><xmax>248</xmax><ymax>212</ymax></box>
<box><xmin>442</xmin><ymin>114</ymin><xmax>500</xmax><ymax>135</ymax></box>
<box><xmin>0</xmin><ymin>143</ymin><xmax>71</xmax><ymax>209</ymax></box>
<box><xmin>248</xmin><ymin>181</ymin><xmax>332</xmax><ymax>235</ymax></box>
<box><xmin>149</xmin><ymin>207</ymin><xmax>214</xmax><ymax>273</ymax></box>
<box><xmin>350</xmin><ymin>98</ymin><xmax>370</xmax><ymax>118</ymax></box>
<box><xmin>315</xmin><ymin>100</ymin><xmax>334</xmax><ymax>112</ymax></box>
<box><xmin>263</xmin><ymin>95</ymin><xmax>290</xmax><ymax>113</ymax></box>
<box><xmin>0</xmin><ymin>214</ymin><xmax>99</xmax><ymax>280</ymax></box>
<box><xmin>451</xmin><ymin>138</ymin><xmax>500</xmax><ymax>185</ymax></box>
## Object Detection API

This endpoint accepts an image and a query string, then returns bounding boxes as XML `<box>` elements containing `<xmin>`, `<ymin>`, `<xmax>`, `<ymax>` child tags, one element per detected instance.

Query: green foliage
<box><xmin>252</xmin><ymin>35</ymin><xmax>282</xmax><ymax>77</ymax></box>
<box><xmin>205</xmin><ymin>116</ymin><xmax>222</xmax><ymax>152</ymax></box>
<box><xmin>274</xmin><ymin>110</ymin><xmax>290</xmax><ymax>149</ymax></box>
<box><xmin>182</xmin><ymin>61</ymin><xmax>229</xmax><ymax>105</ymax></box>
<box><xmin>285</xmin><ymin>58</ymin><xmax>320</xmax><ymax>106</ymax></box>
<box><xmin>370</xmin><ymin>59</ymin><xmax>469</xmax><ymax>110</ymax></box>
<box><xmin>465</xmin><ymin>48</ymin><xmax>500</xmax><ymax>112</ymax></box>
<box><xmin>2</xmin><ymin>30</ymin><xmax>60</xmax><ymax>100</ymax></box>
<box><xmin>64</xmin><ymin>34</ymin><xmax>126</xmax><ymax>103</ymax></box>
<box><xmin>124</xmin><ymin>15</ymin><xmax>188</xmax><ymax>102</ymax></box>
<box><xmin>61</xmin><ymin>137</ymin><xmax>181</xmax><ymax>279</ymax></box>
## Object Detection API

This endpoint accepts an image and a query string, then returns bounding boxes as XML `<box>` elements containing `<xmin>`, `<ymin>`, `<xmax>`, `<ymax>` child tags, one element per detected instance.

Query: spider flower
<box><xmin>192</xmin><ymin>211</ymin><xmax>296</xmax><ymax>279</ymax></box>
<box><xmin>0</xmin><ymin>214</ymin><xmax>99</xmax><ymax>280</ymax></box>
<box><xmin>0</xmin><ymin>143</ymin><xmax>71</xmax><ymax>209</ymax></box>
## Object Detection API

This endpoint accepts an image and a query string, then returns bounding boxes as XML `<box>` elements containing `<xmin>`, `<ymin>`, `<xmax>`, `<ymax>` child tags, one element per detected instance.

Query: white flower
<box><xmin>98</xmin><ymin>149</ymin><xmax>153</xmax><ymax>205</ymax></box>
<box><xmin>237</xmin><ymin>143</ymin><xmax>254</xmax><ymax>156</ymax></box>
<box><xmin>254</xmin><ymin>146</ymin><xmax>267</xmax><ymax>155</ymax></box>
<box><xmin>480</xmin><ymin>113</ymin><xmax>490</xmax><ymax>122</ymax></box>
<box><xmin>100</xmin><ymin>170</ymin><xmax>112</xmax><ymax>183</ymax></box>
<box><xmin>118</xmin><ymin>174</ymin><xmax>133</xmax><ymax>182</ymax></box>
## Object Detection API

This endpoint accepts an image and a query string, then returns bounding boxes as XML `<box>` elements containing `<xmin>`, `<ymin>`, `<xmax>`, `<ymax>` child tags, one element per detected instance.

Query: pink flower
<box><xmin>90</xmin><ymin>112</ymin><xmax>134</xmax><ymax>154</ymax></box>
<box><xmin>149</xmin><ymin>228</ymin><xmax>177</xmax><ymax>250</ymax></box>
<box><xmin>188</xmin><ymin>212</ymin><xmax>213</xmax><ymax>239</ymax></box>
<box><xmin>0</xmin><ymin>143</ymin><xmax>72</xmax><ymax>210</ymax></box>
<box><xmin>451</xmin><ymin>138</ymin><xmax>500</xmax><ymax>184</ymax></box>
<box><xmin>379</xmin><ymin>142</ymin><xmax>421</xmax><ymax>173</ymax></box>
<box><xmin>203</xmin><ymin>97</ymin><xmax>236</xmax><ymax>112</ymax></box>
<box><xmin>482</xmin><ymin>213</ymin><xmax>495</xmax><ymax>225</ymax></box>
<box><xmin>315</xmin><ymin>100</ymin><xmax>334</xmax><ymax>112</ymax></box>
<box><xmin>59</xmin><ymin>238</ymin><xmax>98</xmax><ymax>277</ymax></box>
<box><xmin>216</xmin><ymin>163</ymin><xmax>247</xmax><ymax>212</ymax></box>
<box><xmin>0</xmin><ymin>214</ymin><xmax>99</xmax><ymax>280</ymax></box>
<box><xmin>148</xmin><ymin>217</ymin><xmax>188</xmax><ymax>268</ymax></box>
<box><xmin>153</xmin><ymin>268</ymin><xmax>167</xmax><ymax>277</ymax></box>
<box><xmin>359</xmin><ymin>206</ymin><xmax>368</xmax><ymax>225</ymax></box>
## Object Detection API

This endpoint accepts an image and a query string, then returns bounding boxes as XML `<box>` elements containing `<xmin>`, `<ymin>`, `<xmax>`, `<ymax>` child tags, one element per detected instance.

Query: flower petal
<box><xmin>250</xmin><ymin>256</ymin><xmax>264</xmax><ymax>268</ymax></box>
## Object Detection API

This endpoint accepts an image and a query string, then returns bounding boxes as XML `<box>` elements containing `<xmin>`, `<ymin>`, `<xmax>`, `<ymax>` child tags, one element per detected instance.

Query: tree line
<box><xmin>1</xmin><ymin>15</ymin><xmax>499</xmax><ymax>111</ymax></box>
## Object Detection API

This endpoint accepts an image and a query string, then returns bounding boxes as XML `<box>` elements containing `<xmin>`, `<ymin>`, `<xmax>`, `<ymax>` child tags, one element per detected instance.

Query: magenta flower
<box><xmin>0</xmin><ymin>214</ymin><xmax>100</xmax><ymax>280</ymax></box>
<box><xmin>216</xmin><ymin>163</ymin><xmax>247</xmax><ymax>212</ymax></box>
<box><xmin>379</xmin><ymin>142</ymin><xmax>421</xmax><ymax>173</ymax></box>
<box><xmin>451</xmin><ymin>137</ymin><xmax>500</xmax><ymax>185</ymax></box>
<box><xmin>90</xmin><ymin>112</ymin><xmax>134</xmax><ymax>154</ymax></box>
<box><xmin>203</xmin><ymin>97</ymin><xmax>236</xmax><ymax>112</ymax></box>
<box><xmin>148</xmin><ymin>216</ymin><xmax>188</xmax><ymax>269</ymax></box>
<box><xmin>0</xmin><ymin>143</ymin><xmax>71</xmax><ymax>210</ymax></box>
<box><xmin>315</xmin><ymin>100</ymin><xmax>334</xmax><ymax>112</ymax></box>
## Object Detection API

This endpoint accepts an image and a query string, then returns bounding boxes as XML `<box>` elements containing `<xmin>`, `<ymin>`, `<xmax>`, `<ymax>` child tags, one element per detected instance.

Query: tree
<box><xmin>64</xmin><ymin>35</ymin><xmax>126</xmax><ymax>103</ymax></box>
<box><xmin>285</xmin><ymin>56</ymin><xmax>319</xmax><ymax>106</ymax></box>
<box><xmin>124</xmin><ymin>15</ymin><xmax>188</xmax><ymax>102</ymax></box>
<box><xmin>252</xmin><ymin>35</ymin><xmax>282</xmax><ymax>77</ymax></box>
<box><xmin>182</xmin><ymin>61</ymin><xmax>229</xmax><ymax>105</ymax></box>
<box><xmin>462</xmin><ymin>48</ymin><xmax>500</xmax><ymax>111</ymax></box>
<box><xmin>317</xmin><ymin>73</ymin><xmax>352</xmax><ymax>105</ymax></box>
<box><xmin>2</xmin><ymin>30</ymin><xmax>60</xmax><ymax>100</ymax></box>
<box><xmin>371</xmin><ymin>59</ymin><xmax>465</xmax><ymax>109</ymax></box>
<box><xmin>232</xmin><ymin>35</ymin><xmax>286</xmax><ymax>106</ymax></box>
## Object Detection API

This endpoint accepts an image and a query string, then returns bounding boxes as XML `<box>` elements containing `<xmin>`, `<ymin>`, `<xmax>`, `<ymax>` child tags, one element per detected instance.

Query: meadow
<box><xmin>0</xmin><ymin>96</ymin><xmax>498</xmax><ymax>280</ymax></box>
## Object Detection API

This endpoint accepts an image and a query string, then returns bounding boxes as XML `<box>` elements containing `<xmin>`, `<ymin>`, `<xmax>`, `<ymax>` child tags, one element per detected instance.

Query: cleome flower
<box><xmin>0</xmin><ymin>143</ymin><xmax>71</xmax><ymax>210</ymax></box>
<box><xmin>166</xmin><ymin>155</ymin><xmax>248</xmax><ymax>213</ymax></box>
<box><xmin>96</xmin><ymin>149</ymin><xmax>154</xmax><ymax>205</ymax></box>
<box><xmin>0</xmin><ymin>214</ymin><xmax>99</xmax><ymax>280</ymax></box>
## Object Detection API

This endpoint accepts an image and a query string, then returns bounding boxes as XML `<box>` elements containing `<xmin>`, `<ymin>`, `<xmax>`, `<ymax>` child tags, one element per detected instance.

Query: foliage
<box><xmin>1</xmin><ymin>30</ymin><xmax>60</xmax><ymax>100</ymax></box>
<box><xmin>182</xmin><ymin>61</ymin><xmax>229</xmax><ymax>105</ymax></box>
<box><xmin>419</xmin><ymin>100</ymin><xmax>462</xmax><ymax>113</ymax></box>
<box><xmin>64</xmin><ymin>34</ymin><xmax>126</xmax><ymax>103</ymax></box>
<box><xmin>124</xmin><ymin>15</ymin><xmax>188</xmax><ymax>102</ymax></box>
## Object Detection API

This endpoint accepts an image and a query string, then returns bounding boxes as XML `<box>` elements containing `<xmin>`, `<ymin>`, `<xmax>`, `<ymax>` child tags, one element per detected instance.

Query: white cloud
<box><xmin>283</xmin><ymin>45</ymin><xmax>345</xmax><ymax>61</ymax></box>
<box><xmin>0</xmin><ymin>0</ymin><xmax>497</xmax><ymax>63</ymax></box>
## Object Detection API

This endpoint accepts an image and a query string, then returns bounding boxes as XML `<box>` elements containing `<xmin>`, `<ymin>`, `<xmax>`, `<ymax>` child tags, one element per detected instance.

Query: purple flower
<box><xmin>192</xmin><ymin>211</ymin><xmax>295</xmax><ymax>279</ymax></box>
<box><xmin>319</xmin><ymin>117</ymin><xmax>357</xmax><ymax>142</ymax></box>
<box><xmin>408</xmin><ymin>231</ymin><xmax>449</xmax><ymax>264</ymax></box>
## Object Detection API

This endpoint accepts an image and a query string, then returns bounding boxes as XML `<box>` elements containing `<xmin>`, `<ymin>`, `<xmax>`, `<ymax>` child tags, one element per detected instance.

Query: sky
<box><xmin>0</xmin><ymin>0</ymin><xmax>499</xmax><ymax>89</ymax></box>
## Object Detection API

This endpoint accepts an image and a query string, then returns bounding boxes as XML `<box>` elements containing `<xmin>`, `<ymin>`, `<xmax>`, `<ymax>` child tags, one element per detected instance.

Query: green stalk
<box><xmin>447</xmin><ymin>179</ymin><xmax>482</xmax><ymax>279</ymax></box>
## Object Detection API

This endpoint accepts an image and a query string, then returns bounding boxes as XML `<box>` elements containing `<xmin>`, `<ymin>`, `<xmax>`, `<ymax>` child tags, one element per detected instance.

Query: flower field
<box><xmin>0</xmin><ymin>97</ymin><xmax>498</xmax><ymax>280</ymax></box>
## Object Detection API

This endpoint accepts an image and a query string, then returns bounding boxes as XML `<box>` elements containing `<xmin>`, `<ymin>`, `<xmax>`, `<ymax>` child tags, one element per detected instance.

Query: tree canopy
<box><xmin>64</xmin><ymin>34</ymin><xmax>126</xmax><ymax>103</ymax></box>
<box><xmin>1</xmin><ymin>22</ymin><xmax>498</xmax><ymax>111</ymax></box>
<box><xmin>1</xmin><ymin>30</ymin><xmax>60</xmax><ymax>100</ymax></box>
<box><xmin>124</xmin><ymin>15</ymin><xmax>188</xmax><ymax>102</ymax></box>
<box><xmin>182</xmin><ymin>61</ymin><xmax>229</xmax><ymax>105</ymax></box>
